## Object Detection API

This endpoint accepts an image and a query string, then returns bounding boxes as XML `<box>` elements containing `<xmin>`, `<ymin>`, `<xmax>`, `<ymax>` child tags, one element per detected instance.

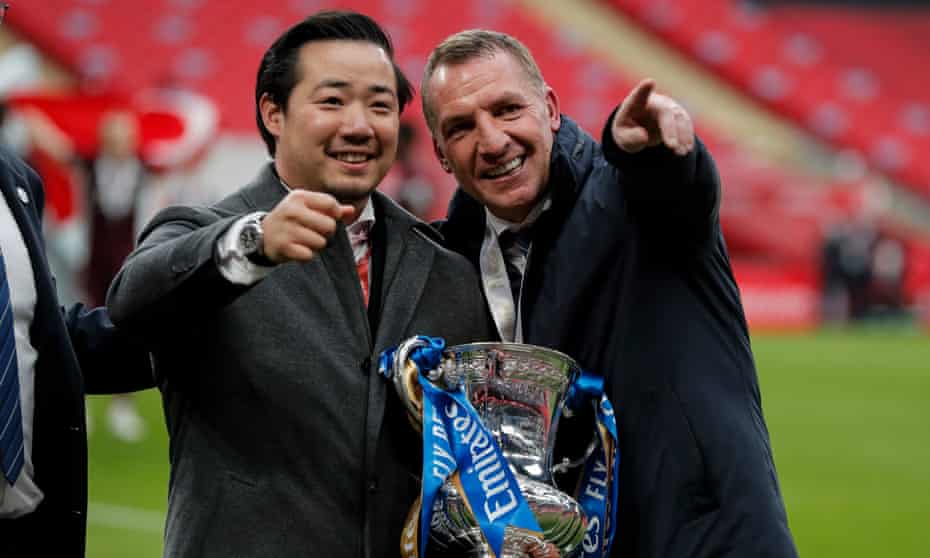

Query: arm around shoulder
<box><xmin>64</xmin><ymin>303</ymin><xmax>155</xmax><ymax>394</ymax></box>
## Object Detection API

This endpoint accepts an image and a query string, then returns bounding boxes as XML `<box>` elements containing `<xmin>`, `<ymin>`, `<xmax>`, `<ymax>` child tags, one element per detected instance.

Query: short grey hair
<box><xmin>421</xmin><ymin>30</ymin><xmax>547</xmax><ymax>135</ymax></box>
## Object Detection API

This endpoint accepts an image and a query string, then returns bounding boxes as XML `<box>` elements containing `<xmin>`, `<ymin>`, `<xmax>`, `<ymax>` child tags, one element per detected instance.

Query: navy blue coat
<box><xmin>439</xmin><ymin>115</ymin><xmax>798</xmax><ymax>558</ymax></box>
<box><xmin>0</xmin><ymin>146</ymin><xmax>153</xmax><ymax>557</ymax></box>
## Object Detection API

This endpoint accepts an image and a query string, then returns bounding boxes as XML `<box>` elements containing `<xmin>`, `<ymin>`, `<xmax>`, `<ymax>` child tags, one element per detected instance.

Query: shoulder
<box><xmin>377</xmin><ymin>193</ymin><xmax>479</xmax><ymax>272</ymax></box>
<box><xmin>142</xmin><ymin>167</ymin><xmax>277</xmax><ymax>233</ymax></box>
<box><xmin>1</xmin><ymin>146</ymin><xmax>46</xmax><ymax>216</ymax></box>
<box><xmin>549</xmin><ymin>117</ymin><xmax>619</xmax><ymax>204</ymax></box>
<box><xmin>1</xmin><ymin>147</ymin><xmax>41</xmax><ymax>193</ymax></box>
<box><xmin>418</xmin><ymin>226</ymin><xmax>478</xmax><ymax>272</ymax></box>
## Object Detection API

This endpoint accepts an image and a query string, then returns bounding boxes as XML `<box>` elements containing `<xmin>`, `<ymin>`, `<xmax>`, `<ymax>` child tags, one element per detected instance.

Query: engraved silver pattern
<box><xmin>393</xmin><ymin>340</ymin><xmax>588</xmax><ymax>557</ymax></box>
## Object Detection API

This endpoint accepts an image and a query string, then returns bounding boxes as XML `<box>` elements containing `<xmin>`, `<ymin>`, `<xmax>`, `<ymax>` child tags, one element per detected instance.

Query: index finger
<box><xmin>295</xmin><ymin>190</ymin><xmax>346</xmax><ymax>218</ymax></box>
<box><xmin>620</xmin><ymin>79</ymin><xmax>656</xmax><ymax>116</ymax></box>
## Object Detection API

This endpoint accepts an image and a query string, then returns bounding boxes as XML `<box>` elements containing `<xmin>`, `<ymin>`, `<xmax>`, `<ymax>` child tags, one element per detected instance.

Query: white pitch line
<box><xmin>88</xmin><ymin>501</ymin><xmax>164</xmax><ymax>533</ymax></box>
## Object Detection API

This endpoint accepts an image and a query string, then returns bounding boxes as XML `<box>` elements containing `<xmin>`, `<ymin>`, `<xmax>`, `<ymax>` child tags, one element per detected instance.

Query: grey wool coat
<box><xmin>107</xmin><ymin>165</ymin><xmax>495</xmax><ymax>558</ymax></box>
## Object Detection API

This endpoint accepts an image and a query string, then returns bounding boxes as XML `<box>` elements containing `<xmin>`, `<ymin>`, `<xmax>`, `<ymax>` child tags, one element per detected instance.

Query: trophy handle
<box><xmin>391</xmin><ymin>336</ymin><xmax>438</xmax><ymax>430</ymax></box>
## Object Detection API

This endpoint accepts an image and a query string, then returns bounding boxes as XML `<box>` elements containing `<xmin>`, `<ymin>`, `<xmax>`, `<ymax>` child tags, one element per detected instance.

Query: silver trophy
<box><xmin>391</xmin><ymin>339</ymin><xmax>589</xmax><ymax>557</ymax></box>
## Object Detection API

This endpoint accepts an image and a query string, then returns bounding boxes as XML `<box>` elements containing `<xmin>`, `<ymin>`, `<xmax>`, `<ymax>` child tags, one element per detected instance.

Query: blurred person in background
<box><xmin>1</xmin><ymin>5</ymin><xmax>154</xmax><ymax>558</ymax></box>
<box><xmin>106</xmin><ymin>11</ymin><xmax>492</xmax><ymax>558</ymax></box>
<box><xmin>83</xmin><ymin>110</ymin><xmax>147</xmax><ymax>442</ymax></box>
<box><xmin>0</xmin><ymin>99</ymin><xmax>89</xmax><ymax>307</ymax></box>
<box><xmin>424</xmin><ymin>30</ymin><xmax>798</xmax><ymax>558</ymax></box>
<box><xmin>820</xmin><ymin>179</ymin><xmax>908</xmax><ymax>323</ymax></box>
<box><xmin>0</xmin><ymin>102</ymin><xmax>26</xmax><ymax>155</ymax></box>
<box><xmin>390</xmin><ymin>121</ymin><xmax>436</xmax><ymax>219</ymax></box>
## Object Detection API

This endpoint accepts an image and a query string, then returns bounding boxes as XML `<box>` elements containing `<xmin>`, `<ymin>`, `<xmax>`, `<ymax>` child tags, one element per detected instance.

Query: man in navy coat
<box><xmin>423</xmin><ymin>30</ymin><xmax>799</xmax><ymax>557</ymax></box>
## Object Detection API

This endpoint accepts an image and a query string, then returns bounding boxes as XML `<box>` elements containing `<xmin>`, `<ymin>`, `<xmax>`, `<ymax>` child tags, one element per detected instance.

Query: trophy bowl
<box><xmin>391</xmin><ymin>339</ymin><xmax>588</xmax><ymax>558</ymax></box>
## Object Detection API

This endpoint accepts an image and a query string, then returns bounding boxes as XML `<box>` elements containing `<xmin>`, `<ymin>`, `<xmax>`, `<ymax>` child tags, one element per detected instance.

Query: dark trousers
<box><xmin>1</xmin><ymin>509</ymin><xmax>48</xmax><ymax>556</ymax></box>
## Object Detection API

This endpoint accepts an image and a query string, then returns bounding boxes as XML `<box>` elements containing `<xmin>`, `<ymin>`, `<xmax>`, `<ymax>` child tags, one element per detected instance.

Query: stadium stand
<box><xmin>3</xmin><ymin>0</ymin><xmax>929</xmax><ymax>326</ymax></box>
<box><xmin>604</xmin><ymin>0</ymin><xmax>930</xmax><ymax>201</ymax></box>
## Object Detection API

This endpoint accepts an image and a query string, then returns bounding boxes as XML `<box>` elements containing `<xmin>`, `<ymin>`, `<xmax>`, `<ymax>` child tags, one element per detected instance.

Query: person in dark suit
<box><xmin>0</xmin><ymin>140</ymin><xmax>153</xmax><ymax>555</ymax></box>
<box><xmin>106</xmin><ymin>11</ymin><xmax>493</xmax><ymax>558</ymax></box>
<box><xmin>422</xmin><ymin>31</ymin><xmax>798</xmax><ymax>557</ymax></box>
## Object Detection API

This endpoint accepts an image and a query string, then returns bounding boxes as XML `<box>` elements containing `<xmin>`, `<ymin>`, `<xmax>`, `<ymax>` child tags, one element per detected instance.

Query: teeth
<box><xmin>485</xmin><ymin>156</ymin><xmax>523</xmax><ymax>178</ymax></box>
<box><xmin>335</xmin><ymin>153</ymin><xmax>368</xmax><ymax>163</ymax></box>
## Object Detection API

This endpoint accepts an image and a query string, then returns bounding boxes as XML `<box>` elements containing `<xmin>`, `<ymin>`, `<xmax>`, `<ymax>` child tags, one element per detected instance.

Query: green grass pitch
<box><xmin>83</xmin><ymin>328</ymin><xmax>930</xmax><ymax>557</ymax></box>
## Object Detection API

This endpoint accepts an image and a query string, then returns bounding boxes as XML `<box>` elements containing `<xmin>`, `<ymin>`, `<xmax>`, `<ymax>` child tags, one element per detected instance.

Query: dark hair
<box><xmin>255</xmin><ymin>10</ymin><xmax>414</xmax><ymax>156</ymax></box>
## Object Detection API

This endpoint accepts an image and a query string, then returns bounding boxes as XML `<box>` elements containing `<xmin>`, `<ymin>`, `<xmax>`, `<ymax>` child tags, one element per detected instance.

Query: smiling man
<box><xmin>425</xmin><ymin>31</ymin><xmax>798</xmax><ymax>558</ymax></box>
<box><xmin>106</xmin><ymin>12</ymin><xmax>493</xmax><ymax>558</ymax></box>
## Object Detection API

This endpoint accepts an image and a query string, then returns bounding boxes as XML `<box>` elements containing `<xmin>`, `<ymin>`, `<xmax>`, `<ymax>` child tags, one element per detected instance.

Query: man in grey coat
<box><xmin>106</xmin><ymin>11</ymin><xmax>493</xmax><ymax>558</ymax></box>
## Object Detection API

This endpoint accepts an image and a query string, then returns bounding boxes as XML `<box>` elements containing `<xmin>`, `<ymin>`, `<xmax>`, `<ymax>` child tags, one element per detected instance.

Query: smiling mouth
<box><xmin>330</xmin><ymin>152</ymin><xmax>374</xmax><ymax>163</ymax></box>
<box><xmin>483</xmin><ymin>156</ymin><xmax>524</xmax><ymax>179</ymax></box>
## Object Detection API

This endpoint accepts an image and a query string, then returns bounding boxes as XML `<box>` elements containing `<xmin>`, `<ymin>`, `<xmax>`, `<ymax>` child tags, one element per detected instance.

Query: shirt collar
<box><xmin>484</xmin><ymin>192</ymin><xmax>552</xmax><ymax>237</ymax></box>
<box><xmin>348</xmin><ymin>197</ymin><xmax>376</xmax><ymax>234</ymax></box>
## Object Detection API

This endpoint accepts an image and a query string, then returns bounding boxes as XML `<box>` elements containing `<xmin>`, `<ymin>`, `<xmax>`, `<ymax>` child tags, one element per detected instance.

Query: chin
<box><xmin>328</xmin><ymin>183</ymin><xmax>377</xmax><ymax>204</ymax></box>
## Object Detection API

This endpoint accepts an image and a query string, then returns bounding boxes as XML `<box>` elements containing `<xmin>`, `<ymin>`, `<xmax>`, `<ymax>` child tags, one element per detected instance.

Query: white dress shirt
<box><xmin>480</xmin><ymin>195</ymin><xmax>551</xmax><ymax>342</ymax></box>
<box><xmin>0</xmin><ymin>194</ymin><xmax>44</xmax><ymax>518</ymax></box>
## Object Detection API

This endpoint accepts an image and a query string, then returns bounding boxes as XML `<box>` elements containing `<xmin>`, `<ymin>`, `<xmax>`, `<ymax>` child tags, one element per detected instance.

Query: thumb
<box><xmin>613</xmin><ymin>125</ymin><xmax>651</xmax><ymax>153</ymax></box>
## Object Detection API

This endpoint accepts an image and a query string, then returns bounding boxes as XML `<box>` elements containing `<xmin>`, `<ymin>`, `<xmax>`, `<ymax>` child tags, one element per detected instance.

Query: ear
<box><xmin>260</xmin><ymin>93</ymin><xmax>284</xmax><ymax>138</ymax></box>
<box><xmin>545</xmin><ymin>85</ymin><xmax>561</xmax><ymax>133</ymax></box>
<box><xmin>433</xmin><ymin>138</ymin><xmax>452</xmax><ymax>174</ymax></box>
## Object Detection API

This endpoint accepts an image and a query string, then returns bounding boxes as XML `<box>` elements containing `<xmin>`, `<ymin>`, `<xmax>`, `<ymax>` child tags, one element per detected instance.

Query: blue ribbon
<box><xmin>566</xmin><ymin>370</ymin><xmax>605</xmax><ymax>411</ymax></box>
<box><xmin>568</xmin><ymin>369</ymin><xmax>620</xmax><ymax>558</ymax></box>
<box><xmin>378</xmin><ymin>336</ymin><xmax>446</xmax><ymax>380</ymax></box>
<box><xmin>378</xmin><ymin>348</ymin><xmax>396</xmax><ymax>379</ymax></box>
<box><xmin>381</xmin><ymin>336</ymin><xmax>541</xmax><ymax>557</ymax></box>
<box><xmin>419</xmin><ymin>378</ymin><xmax>541</xmax><ymax>557</ymax></box>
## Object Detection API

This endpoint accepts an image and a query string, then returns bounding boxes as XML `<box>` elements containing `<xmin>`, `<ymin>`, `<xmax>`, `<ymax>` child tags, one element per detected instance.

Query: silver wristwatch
<box><xmin>239</xmin><ymin>213</ymin><xmax>272</xmax><ymax>265</ymax></box>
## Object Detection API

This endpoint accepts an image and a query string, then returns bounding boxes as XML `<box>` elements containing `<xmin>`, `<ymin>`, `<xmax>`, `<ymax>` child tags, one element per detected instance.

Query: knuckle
<box><xmin>320</xmin><ymin>217</ymin><xmax>337</xmax><ymax>235</ymax></box>
<box><xmin>309</xmin><ymin>233</ymin><xmax>328</xmax><ymax>250</ymax></box>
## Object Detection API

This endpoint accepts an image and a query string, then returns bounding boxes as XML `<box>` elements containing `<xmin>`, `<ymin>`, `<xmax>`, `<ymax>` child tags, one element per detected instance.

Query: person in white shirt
<box><xmin>0</xmin><ymin>131</ymin><xmax>152</xmax><ymax>558</ymax></box>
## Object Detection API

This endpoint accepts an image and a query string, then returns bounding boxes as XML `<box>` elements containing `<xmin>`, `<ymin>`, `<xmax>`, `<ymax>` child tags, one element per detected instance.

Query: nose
<box><xmin>475</xmin><ymin>114</ymin><xmax>509</xmax><ymax>160</ymax></box>
<box><xmin>340</xmin><ymin>102</ymin><xmax>375</xmax><ymax>143</ymax></box>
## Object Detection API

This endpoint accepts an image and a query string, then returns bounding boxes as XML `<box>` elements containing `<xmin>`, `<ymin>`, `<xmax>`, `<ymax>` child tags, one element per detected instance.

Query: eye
<box><xmin>371</xmin><ymin>100</ymin><xmax>395</xmax><ymax>113</ymax></box>
<box><xmin>319</xmin><ymin>96</ymin><xmax>343</xmax><ymax>106</ymax></box>
<box><xmin>497</xmin><ymin>104</ymin><xmax>522</xmax><ymax>118</ymax></box>
<box><xmin>445</xmin><ymin>121</ymin><xmax>472</xmax><ymax>140</ymax></box>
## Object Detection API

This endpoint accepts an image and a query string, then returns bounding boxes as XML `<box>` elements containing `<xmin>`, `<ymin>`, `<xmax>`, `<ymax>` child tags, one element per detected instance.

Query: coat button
<box><xmin>360</xmin><ymin>357</ymin><xmax>371</xmax><ymax>373</ymax></box>
<box><xmin>368</xmin><ymin>478</ymin><xmax>378</xmax><ymax>493</ymax></box>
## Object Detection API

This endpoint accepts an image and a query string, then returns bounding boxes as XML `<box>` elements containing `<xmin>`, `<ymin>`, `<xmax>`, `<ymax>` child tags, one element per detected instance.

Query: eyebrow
<box><xmin>441</xmin><ymin>114</ymin><xmax>468</xmax><ymax>128</ymax></box>
<box><xmin>313</xmin><ymin>79</ymin><xmax>396</xmax><ymax>98</ymax></box>
<box><xmin>440</xmin><ymin>114</ymin><xmax>472</xmax><ymax>136</ymax></box>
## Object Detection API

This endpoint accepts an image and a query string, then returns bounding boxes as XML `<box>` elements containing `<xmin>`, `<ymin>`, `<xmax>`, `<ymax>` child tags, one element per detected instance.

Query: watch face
<box><xmin>240</xmin><ymin>224</ymin><xmax>260</xmax><ymax>253</ymax></box>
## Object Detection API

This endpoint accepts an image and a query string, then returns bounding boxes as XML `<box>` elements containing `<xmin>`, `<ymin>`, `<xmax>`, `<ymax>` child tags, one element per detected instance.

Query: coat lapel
<box><xmin>370</xmin><ymin>192</ymin><xmax>434</xmax><ymax>351</ymax></box>
<box><xmin>318</xmin><ymin>221</ymin><xmax>370</xmax><ymax>346</ymax></box>
<box><xmin>1</xmin><ymin>173</ymin><xmax>60</xmax><ymax>348</ymax></box>
<box><xmin>365</xmin><ymin>193</ymin><xmax>435</xmax><ymax>470</ymax></box>
<box><xmin>241</xmin><ymin>165</ymin><xmax>371</xmax><ymax>345</ymax></box>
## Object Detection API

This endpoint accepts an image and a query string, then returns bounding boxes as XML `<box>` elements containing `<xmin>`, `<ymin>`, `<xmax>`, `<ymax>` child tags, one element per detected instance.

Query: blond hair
<box><xmin>421</xmin><ymin>30</ymin><xmax>546</xmax><ymax>134</ymax></box>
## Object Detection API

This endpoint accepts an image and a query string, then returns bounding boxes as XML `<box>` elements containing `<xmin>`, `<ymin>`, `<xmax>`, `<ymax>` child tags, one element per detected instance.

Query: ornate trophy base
<box><xmin>424</xmin><ymin>475</ymin><xmax>586</xmax><ymax>558</ymax></box>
